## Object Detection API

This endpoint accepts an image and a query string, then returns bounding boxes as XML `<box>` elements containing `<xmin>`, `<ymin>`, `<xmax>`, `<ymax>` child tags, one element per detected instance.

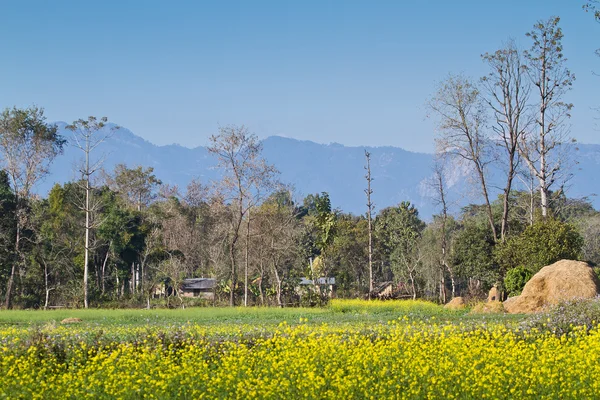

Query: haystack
<box><xmin>61</xmin><ymin>318</ymin><xmax>82</xmax><ymax>324</ymax></box>
<box><xmin>503</xmin><ymin>260</ymin><xmax>600</xmax><ymax>314</ymax></box>
<box><xmin>487</xmin><ymin>285</ymin><xmax>500</xmax><ymax>302</ymax></box>
<box><xmin>470</xmin><ymin>300</ymin><xmax>504</xmax><ymax>314</ymax></box>
<box><xmin>444</xmin><ymin>297</ymin><xmax>466</xmax><ymax>310</ymax></box>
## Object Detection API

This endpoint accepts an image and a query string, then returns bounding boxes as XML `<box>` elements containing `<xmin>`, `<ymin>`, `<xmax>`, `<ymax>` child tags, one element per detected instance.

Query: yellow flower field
<box><xmin>0</xmin><ymin>311</ymin><xmax>599</xmax><ymax>399</ymax></box>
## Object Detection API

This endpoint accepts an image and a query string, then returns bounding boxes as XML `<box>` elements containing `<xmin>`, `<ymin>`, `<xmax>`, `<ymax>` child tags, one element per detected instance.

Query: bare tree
<box><xmin>429</xmin><ymin>75</ymin><xmax>497</xmax><ymax>242</ymax></box>
<box><xmin>107</xmin><ymin>164</ymin><xmax>162</xmax><ymax>211</ymax></box>
<box><xmin>67</xmin><ymin>116</ymin><xmax>116</xmax><ymax>308</ymax></box>
<box><xmin>430</xmin><ymin>158</ymin><xmax>456</xmax><ymax>300</ymax></box>
<box><xmin>158</xmin><ymin>253</ymin><xmax>188</xmax><ymax>308</ymax></box>
<box><xmin>208</xmin><ymin>125</ymin><xmax>278</xmax><ymax>306</ymax></box>
<box><xmin>520</xmin><ymin>17</ymin><xmax>575</xmax><ymax>218</ymax></box>
<box><xmin>481</xmin><ymin>40</ymin><xmax>531</xmax><ymax>241</ymax></box>
<box><xmin>364</xmin><ymin>150</ymin><xmax>375</xmax><ymax>298</ymax></box>
<box><xmin>205</xmin><ymin>194</ymin><xmax>233</xmax><ymax>301</ymax></box>
<box><xmin>0</xmin><ymin>106</ymin><xmax>65</xmax><ymax>308</ymax></box>
<box><xmin>185</xmin><ymin>178</ymin><xmax>209</xmax><ymax>208</ymax></box>
<box><xmin>253</xmin><ymin>192</ymin><xmax>300</xmax><ymax>307</ymax></box>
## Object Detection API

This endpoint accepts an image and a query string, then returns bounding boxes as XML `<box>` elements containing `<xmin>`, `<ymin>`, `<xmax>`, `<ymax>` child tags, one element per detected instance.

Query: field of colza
<box><xmin>1</xmin><ymin>299</ymin><xmax>600</xmax><ymax>399</ymax></box>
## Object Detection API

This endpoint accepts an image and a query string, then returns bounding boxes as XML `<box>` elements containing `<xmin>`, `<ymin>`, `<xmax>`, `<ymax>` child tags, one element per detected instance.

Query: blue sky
<box><xmin>0</xmin><ymin>0</ymin><xmax>597</xmax><ymax>152</ymax></box>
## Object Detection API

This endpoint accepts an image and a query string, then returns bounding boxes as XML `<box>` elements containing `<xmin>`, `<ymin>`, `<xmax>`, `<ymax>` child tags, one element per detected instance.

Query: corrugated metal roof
<box><xmin>181</xmin><ymin>278</ymin><xmax>216</xmax><ymax>290</ymax></box>
<box><xmin>299</xmin><ymin>277</ymin><xmax>336</xmax><ymax>285</ymax></box>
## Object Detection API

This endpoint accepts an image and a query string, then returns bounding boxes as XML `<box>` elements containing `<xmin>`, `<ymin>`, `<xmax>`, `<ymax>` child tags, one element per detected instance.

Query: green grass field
<box><xmin>0</xmin><ymin>299</ymin><xmax>522</xmax><ymax>328</ymax></box>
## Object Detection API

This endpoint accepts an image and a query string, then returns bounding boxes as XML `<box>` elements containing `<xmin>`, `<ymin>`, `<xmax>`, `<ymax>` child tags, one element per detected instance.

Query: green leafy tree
<box><xmin>313</xmin><ymin>193</ymin><xmax>336</xmax><ymax>255</ymax></box>
<box><xmin>303</xmin><ymin>193</ymin><xmax>337</xmax><ymax>304</ymax></box>
<box><xmin>0</xmin><ymin>171</ymin><xmax>16</xmax><ymax>300</ymax></box>
<box><xmin>419</xmin><ymin>215</ymin><xmax>459</xmax><ymax>302</ymax></box>
<box><xmin>449</xmin><ymin>221</ymin><xmax>499</xmax><ymax>295</ymax></box>
<box><xmin>39</xmin><ymin>183</ymin><xmax>85</xmax><ymax>307</ymax></box>
<box><xmin>108</xmin><ymin>164</ymin><xmax>162</xmax><ymax>211</ymax></box>
<box><xmin>327</xmin><ymin>214</ymin><xmax>369</xmax><ymax>296</ymax></box>
<box><xmin>494</xmin><ymin>218</ymin><xmax>583</xmax><ymax>274</ymax></box>
<box><xmin>375</xmin><ymin>201</ymin><xmax>426</xmax><ymax>299</ymax></box>
<box><xmin>0</xmin><ymin>106</ymin><xmax>65</xmax><ymax>308</ymax></box>
<box><xmin>96</xmin><ymin>189</ymin><xmax>144</xmax><ymax>298</ymax></box>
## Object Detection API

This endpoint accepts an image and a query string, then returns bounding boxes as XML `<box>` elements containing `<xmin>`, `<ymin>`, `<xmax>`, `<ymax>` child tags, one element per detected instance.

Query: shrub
<box><xmin>504</xmin><ymin>266</ymin><xmax>533</xmax><ymax>297</ymax></box>
<box><xmin>494</xmin><ymin>218</ymin><xmax>583</xmax><ymax>273</ymax></box>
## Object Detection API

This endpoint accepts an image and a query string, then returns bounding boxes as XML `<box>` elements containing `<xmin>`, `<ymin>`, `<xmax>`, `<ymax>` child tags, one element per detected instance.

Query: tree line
<box><xmin>0</xmin><ymin>14</ymin><xmax>598</xmax><ymax>309</ymax></box>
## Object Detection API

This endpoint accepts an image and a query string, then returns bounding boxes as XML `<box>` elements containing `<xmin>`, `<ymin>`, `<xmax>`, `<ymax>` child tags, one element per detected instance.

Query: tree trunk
<box><xmin>229</xmin><ymin>237</ymin><xmax>237</xmax><ymax>307</ymax></box>
<box><xmin>272</xmin><ymin>261</ymin><xmax>283</xmax><ymax>308</ymax></box>
<box><xmin>439</xmin><ymin>272</ymin><xmax>446</xmax><ymax>304</ymax></box>
<box><xmin>83</xmin><ymin>143</ymin><xmax>90</xmax><ymax>309</ymax></box>
<box><xmin>539</xmin><ymin>154</ymin><xmax>549</xmax><ymax>219</ymax></box>
<box><xmin>530</xmin><ymin>183</ymin><xmax>535</xmax><ymax>226</ymax></box>
<box><xmin>101</xmin><ymin>245</ymin><xmax>110</xmax><ymax>295</ymax></box>
<box><xmin>258</xmin><ymin>261</ymin><xmax>265</xmax><ymax>306</ymax></box>
<box><xmin>5</xmin><ymin>220</ymin><xmax>21</xmax><ymax>309</ymax></box>
<box><xmin>409</xmin><ymin>272</ymin><xmax>416</xmax><ymax>300</ymax></box>
<box><xmin>365</xmin><ymin>150</ymin><xmax>374</xmax><ymax>299</ymax></box>
<box><xmin>4</xmin><ymin>264</ymin><xmax>15</xmax><ymax>309</ymax></box>
<box><xmin>475</xmin><ymin>162</ymin><xmax>498</xmax><ymax>242</ymax></box>
<box><xmin>539</xmin><ymin>55</ymin><xmax>549</xmax><ymax>219</ymax></box>
<box><xmin>500</xmin><ymin>153</ymin><xmax>516</xmax><ymax>242</ymax></box>
<box><xmin>131</xmin><ymin>262</ymin><xmax>135</xmax><ymax>294</ymax></box>
<box><xmin>244</xmin><ymin>209</ymin><xmax>250</xmax><ymax>307</ymax></box>
<box><xmin>140</xmin><ymin>260</ymin><xmax>145</xmax><ymax>297</ymax></box>
<box><xmin>43</xmin><ymin>260</ymin><xmax>50</xmax><ymax>310</ymax></box>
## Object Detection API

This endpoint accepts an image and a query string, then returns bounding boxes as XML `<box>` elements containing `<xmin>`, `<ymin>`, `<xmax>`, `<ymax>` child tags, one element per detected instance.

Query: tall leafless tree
<box><xmin>481</xmin><ymin>40</ymin><xmax>531</xmax><ymax>241</ymax></box>
<box><xmin>208</xmin><ymin>125</ymin><xmax>278</xmax><ymax>306</ymax></box>
<box><xmin>520</xmin><ymin>17</ymin><xmax>575</xmax><ymax>218</ymax></box>
<box><xmin>0</xmin><ymin>106</ymin><xmax>65</xmax><ymax>308</ymax></box>
<box><xmin>429</xmin><ymin>74</ymin><xmax>497</xmax><ymax>242</ymax></box>
<box><xmin>430</xmin><ymin>158</ymin><xmax>455</xmax><ymax>300</ymax></box>
<box><xmin>67</xmin><ymin>116</ymin><xmax>116</xmax><ymax>308</ymax></box>
<box><xmin>364</xmin><ymin>150</ymin><xmax>375</xmax><ymax>298</ymax></box>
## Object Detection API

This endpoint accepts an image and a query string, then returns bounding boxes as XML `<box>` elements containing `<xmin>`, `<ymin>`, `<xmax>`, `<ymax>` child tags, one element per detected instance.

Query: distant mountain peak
<box><xmin>35</xmin><ymin>125</ymin><xmax>600</xmax><ymax>218</ymax></box>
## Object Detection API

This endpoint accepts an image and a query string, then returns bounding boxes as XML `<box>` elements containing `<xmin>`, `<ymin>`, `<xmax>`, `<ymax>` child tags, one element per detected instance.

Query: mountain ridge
<box><xmin>37</xmin><ymin>123</ymin><xmax>600</xmax><ymax>218</ymax></box>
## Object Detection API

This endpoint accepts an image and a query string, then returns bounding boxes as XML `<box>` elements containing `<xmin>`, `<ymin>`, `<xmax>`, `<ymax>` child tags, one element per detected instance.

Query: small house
<box><xmin>372</xmin><ymin>281</ymin><xmax>394</xmax><ymax>299</ymax></box>
<box><xmin>180</xmin><ymin>278</ymin><xmax>216</xmax><ymax>300</ymax></box>
<box><xmin>298</xmin><ymin>277</ymin><xmax>336</xmax><ymax>297</ymax></box>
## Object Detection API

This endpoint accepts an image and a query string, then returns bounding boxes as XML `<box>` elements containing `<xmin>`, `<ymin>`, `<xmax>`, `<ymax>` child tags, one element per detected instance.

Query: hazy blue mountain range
<box><xmin>37</xmin><ymin>123</ymin><xmax>600</xmax><ymax>218</ymax></box>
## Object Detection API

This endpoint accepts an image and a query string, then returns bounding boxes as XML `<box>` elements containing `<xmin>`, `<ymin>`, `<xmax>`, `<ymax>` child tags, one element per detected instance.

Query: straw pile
<box><xmin>503</xmin><ymin>260</ymin><xmax>600</xmax><ymax>314</ymax></box>
<box><xmin>444</xmin><ymin>297</ymin><xmax>466</xmax><ymax>310</ymax></box>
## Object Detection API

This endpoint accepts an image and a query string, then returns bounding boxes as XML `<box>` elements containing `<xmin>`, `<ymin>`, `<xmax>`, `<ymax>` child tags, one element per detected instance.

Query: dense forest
<box><xmin>0</xmin><ymin>14</ymin><xmax>599</xmax><ymax>309</ymax></box>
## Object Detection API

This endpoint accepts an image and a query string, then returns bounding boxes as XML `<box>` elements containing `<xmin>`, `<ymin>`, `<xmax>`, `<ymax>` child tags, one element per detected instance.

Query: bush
<box><xmin>504</xmin><ymin>266</ymin><xmax>533</xmax><ymax>297</ymax></box>
<box><xmin>520</xmin><ymin>298</ymin><xmax>600</xmax><ymax>337</ymax></box>
<box><xmin>494</xmin><ymin>218</ymin><xmax>583</xmax><ymax>273</ymax></box>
